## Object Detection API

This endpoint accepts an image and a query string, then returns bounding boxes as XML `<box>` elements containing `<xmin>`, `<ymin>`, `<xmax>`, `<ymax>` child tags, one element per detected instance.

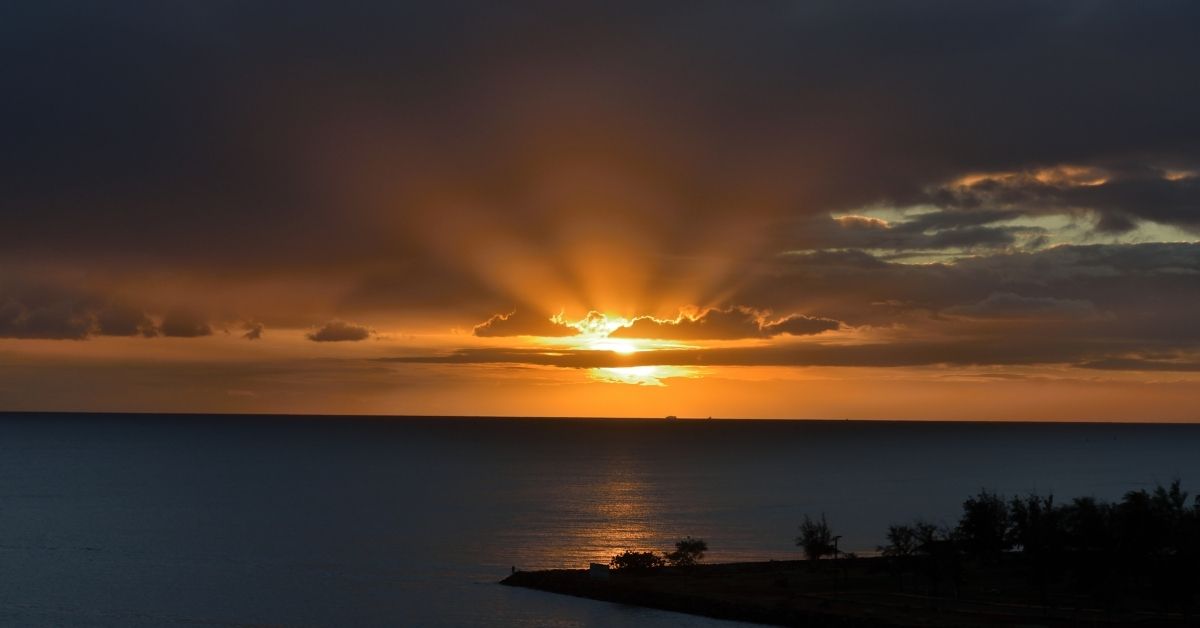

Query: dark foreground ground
<box><xmin>502</xmin><ymin>558</ymin><xmax>1198</xmax><ymax>627</ymax></box>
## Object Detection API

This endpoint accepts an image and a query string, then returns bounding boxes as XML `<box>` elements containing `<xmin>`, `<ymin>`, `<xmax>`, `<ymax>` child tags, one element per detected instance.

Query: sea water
<box><xmin>2</xmin><ymin>414</ymin><xmax>1198</xmax><ymax>626</ymax></box>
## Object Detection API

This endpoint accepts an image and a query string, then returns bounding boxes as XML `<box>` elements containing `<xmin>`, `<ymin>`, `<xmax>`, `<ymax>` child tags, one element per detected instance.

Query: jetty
<box><xmin>503</xmin><ymin>557</ymin><xmax>1195</xmax><ymax>627</ymax></box>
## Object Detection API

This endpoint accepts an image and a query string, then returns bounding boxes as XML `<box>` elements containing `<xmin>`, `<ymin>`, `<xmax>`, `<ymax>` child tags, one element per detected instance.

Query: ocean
<box><xmin>2</xmin><ymin>413</ymin><xmax>1198</xmax><ymax>626</ymax></box>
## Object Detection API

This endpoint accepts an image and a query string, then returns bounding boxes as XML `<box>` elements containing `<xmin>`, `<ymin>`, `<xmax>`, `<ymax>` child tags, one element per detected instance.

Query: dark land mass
<box><xmin>502</xmin><ymin>557</ymin><xmax>1198</xmax><ymax>627</ymax></box>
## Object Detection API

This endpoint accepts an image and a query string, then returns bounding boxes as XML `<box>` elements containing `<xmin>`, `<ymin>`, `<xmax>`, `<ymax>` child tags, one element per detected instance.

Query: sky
<box><xmin>3</xmin><ymin>1</ymin><xmax>1200</xmax><ymax>420</ymax></box>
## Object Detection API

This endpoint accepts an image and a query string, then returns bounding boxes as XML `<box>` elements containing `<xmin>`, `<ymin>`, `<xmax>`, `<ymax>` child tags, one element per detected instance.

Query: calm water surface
<box><xmin>2</xmin><ymin>414</ymin><xmax>1199</xmax><ymax>626</ymax></box>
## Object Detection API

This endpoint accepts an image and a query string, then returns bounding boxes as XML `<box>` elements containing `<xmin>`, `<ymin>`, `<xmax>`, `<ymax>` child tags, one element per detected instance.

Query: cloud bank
<box><xmin>609</xmin><ymin>307</ymin><xmax>840</xmax><ymax>340</ymax></box>
<box><xmin>307</xmin><ymin>321</ymin><xmax>373</xmax><ymax>342</ymax></box>
<box><xmin>472</xmin><ymin>311</ymin><xmax>578</xmax><ymax>338</ymax></box>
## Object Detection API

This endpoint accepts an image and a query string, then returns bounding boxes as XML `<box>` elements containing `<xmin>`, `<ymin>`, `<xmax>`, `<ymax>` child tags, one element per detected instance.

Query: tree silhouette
<box><xmin>665</xmin><ymin>536</ymin><xmax>708</xmax><ymax>567</ymax></box>
<box><xmin>1009</xmin><ymin>493</ymin><xmax>1060</xmax><ymax>605</ymax></box>
<box><xmin>796</xmin><ymin>514</ymin><xmax>835</xmax><ymax>564</ymax></box>
<box><xmin>957</xmin><ymin>489</ymin><xmax>1010</xmax><ymax>562</ymax></box>
<box><xmin>879</xmin><ymin>520</ymin><xmax>941</xmax><ymax>591</ymax></box>
<box><xmin>791</xmin><ymin>482</ymin><xmax>1200</xmax><ymax>613</ymax></box>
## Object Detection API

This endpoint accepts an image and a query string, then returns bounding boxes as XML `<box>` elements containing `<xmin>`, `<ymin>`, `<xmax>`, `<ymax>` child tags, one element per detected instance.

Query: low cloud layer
<box><xmin>95</xmin><ymin>302</ymin><xmax>158</xmax><ymax>337</ymax></box>
<box><xmin>382</xmin><ymin>337</ymin><xmax>1139</xmax><ymax>370</ymax></box>
<box><xmin>397</xmin><ymin>242</ymin><xmax>1200</xmax><ymax>374</ymax></box>
<box><xmin>730</xmin><ymin>243</ymin><xmax>1200</xmax><ymax>338</ymax></box>
<box><xmin>472</xmin><ymin>311</ymin><xmax>577</xmax><ymax>338</ymax></box>
<box><xmin>944</xmin><ymin>293</ymin><xmax>1103</xmax><ymax>322</ymax></box>
<box><xmin>0</xmin><ymin>280</ymin><xmax>216</xmax><ymax>340</ymax></box>
<box><xmin>609</xmin><ymin>307</ymin><xmax>840</xmax><ymax>340</ymax></box>
<box><xmin>0</xmin><ymin>298</ymin><xmax>92</xmax><ymax>340</ymax></box>
<box><xmin>307</xmin><ymin>321</ymin><xmax>373</xmax><ymax>342</ymax></box>
<box><xmin>242</xmin><ymin>321</ymin><xmax>265</xmax><ymax>340</ymax></box>
<box><xmin>159</xmin><ymin>310</ymin><xmax>213</xmax><ymax>338</ymax></box>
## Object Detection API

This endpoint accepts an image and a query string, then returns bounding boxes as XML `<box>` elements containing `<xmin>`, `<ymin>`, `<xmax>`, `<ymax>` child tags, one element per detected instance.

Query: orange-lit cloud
<box><xmin>609</xmin><ymin>307</ymin><xmax>840</xmax><ymax>340</ymax></box>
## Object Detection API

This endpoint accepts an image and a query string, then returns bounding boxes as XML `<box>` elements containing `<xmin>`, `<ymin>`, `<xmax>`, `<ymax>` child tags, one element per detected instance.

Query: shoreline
<box><xmin>501</xmin><ymin>558</ymin><xmax>1193</xmax><ymax>627</ymax></box>
<box><xmin>502</xmin><ymin>562</ymin><xmax>889</xmax><ymax>627</ymax></box>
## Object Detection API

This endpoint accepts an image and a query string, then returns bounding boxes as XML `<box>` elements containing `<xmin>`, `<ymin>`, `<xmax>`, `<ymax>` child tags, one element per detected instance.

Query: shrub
<box><xmin>796</xmin><ymin>514</ymin><xmax>835</xmax><ymax>562</ymax></box>
<box><xmin>665</xmin><ymin>536</ymin><xmax>708</xmax><ymax>567</ymax></box>
<box><xmin>957</xmin><ymin>489</ymin><xmax>1011</xmax><ymax>560</ymax></box>
<box><xmin>610</xmin><ymin>550</ymin><xmax>665</xmax><ymax>571</ymax></box>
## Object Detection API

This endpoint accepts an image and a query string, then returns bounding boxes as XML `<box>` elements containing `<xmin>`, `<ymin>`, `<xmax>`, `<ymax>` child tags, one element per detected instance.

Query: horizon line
<box><xmin>1</xmin><ymin>410</ymin><xmax>1198</xmax><ymax>426</ymax></box>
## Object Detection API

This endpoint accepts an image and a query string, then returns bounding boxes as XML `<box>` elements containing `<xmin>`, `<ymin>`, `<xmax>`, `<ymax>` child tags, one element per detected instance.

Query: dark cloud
<box><xmin>0</xmin><ymin>295</ymin><xmax>93</xmax><ymax>340</ymax></box>
<box><xmin>242</xmin><ymin>321</ymin><xmax>264</xmax><ymax>340</ymax></box>
<box><xmin>923</xmin><ymin>165</ymin><xmax>1200</xmax><ymax>234</ymax></box>
<box><xmin>159</xmin><ymin>310</ymin><xmax>212</xmax><ymax>338</ymax></box>
<box><xmin>3</xmin><ymin>1</ymin><xmax>1200</xmax><ymax>279</ymax></box>
<box><xmin>96</xmin><ymin>302</ymin><xmax>158</xmax><ymax>337</ymax></box>
<box><xmin>779</xmin><ymin>212</ymin><xmax>1039</xmax><ymax>254</ymax></box>
<box><xmin>609</xmin><ymin>307</ymin><xmax>840</xmax><ymax>340</ymax></box>
<box><xmin>1067</xmin><ymin>175</ymin><xmax>1200</xmax><ymax>232</ymax></box>
<box><xmin>733</xmin><ymin>243</ymin><xmax>1200</xmax><ymax>335</ymax></box>
<box><xmin>0</xmin><ymin>277</ymin><xmax>291</xmax><ymax>341</ymax></box>
<box><xmin>307</xmin><ymin>321</ymin><xmax>372</xmax><ymax>342</ymax></box>
<box><xmin>763</xmin><ymin>315</ymin><xmax>843</xmax><ymax>337</ymax></box>
<box><xmin>1077</xmin><ymin>357</ymin><xmax>1200</xmax><ymax>372</ymax></box>
<box><xmin>472</xmin><ymin>311</ymin><xmax>577</xmax><ymax>338</ymax></box>
<box><xmin>384</xmin><ymin>336</ymin><xmax>1145</xmax><ymax>370</ymax></box>
<box><xmin>0</xmin><ymin>281</ymin><xmax>158</xmax><ymax>340</ymax></box>
<box><xmin>0</xmin><ymin>279</ymin><xmax>236</xmax><ymax>340</ymax></box>
<box><xmin>944</xmin><ymin>293</ymin><xmax>1102</xmax><ymax>321</ymax></box>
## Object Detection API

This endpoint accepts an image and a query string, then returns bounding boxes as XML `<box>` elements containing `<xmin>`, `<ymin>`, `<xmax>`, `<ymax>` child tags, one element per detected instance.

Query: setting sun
<box><xmin>523</xmin><ymin>311</ymin><xmax>695</xmax><ymax>357</ymax></box>
<box><xmin>586</xmin><ymin>338</ymin><xmax>642</xmax><ymax>354</ymax></box>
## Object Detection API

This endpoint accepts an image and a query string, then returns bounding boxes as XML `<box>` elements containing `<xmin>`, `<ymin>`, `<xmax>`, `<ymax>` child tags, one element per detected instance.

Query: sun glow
<box><xmin>531</xmin><ymin>311</ymin><xmax>678</xmax><ymax>354</ymax></box>
<box><xmin>586</xmin><ymin>338</ymin><xmax>641</xmax><ymax>354</ymax></box>
<box><xmin>561</xmin><ymin>311</ymin><xmax>629</xmax><ymax>336</ymax></box>
<box><xmin>589</xmin><ymin>365</ymin><xmax>698</xmax><ymax>386</ymax></box>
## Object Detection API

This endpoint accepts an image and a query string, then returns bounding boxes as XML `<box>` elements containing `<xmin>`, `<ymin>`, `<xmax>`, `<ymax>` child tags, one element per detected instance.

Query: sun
<box><xmin>585</xmin><ymin>338</ymin><xmax>641</xmax><ymax>354</ymax></box>
<box><xmin>530</xmin><ymin>310</ymin><xmax>694</xmax><ymax>355</ymax></box>
<box><xmin>554</xmin><ymin>312</ymin><xmax>653</xmax><ymax>354</ymax></box>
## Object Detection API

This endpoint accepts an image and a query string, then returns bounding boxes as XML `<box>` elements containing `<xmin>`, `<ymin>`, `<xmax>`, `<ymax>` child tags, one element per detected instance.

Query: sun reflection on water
<box><xmin>585</xmin><ymin>479</ymin><xmax>658</xmax><ymax>559</ymax></box>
